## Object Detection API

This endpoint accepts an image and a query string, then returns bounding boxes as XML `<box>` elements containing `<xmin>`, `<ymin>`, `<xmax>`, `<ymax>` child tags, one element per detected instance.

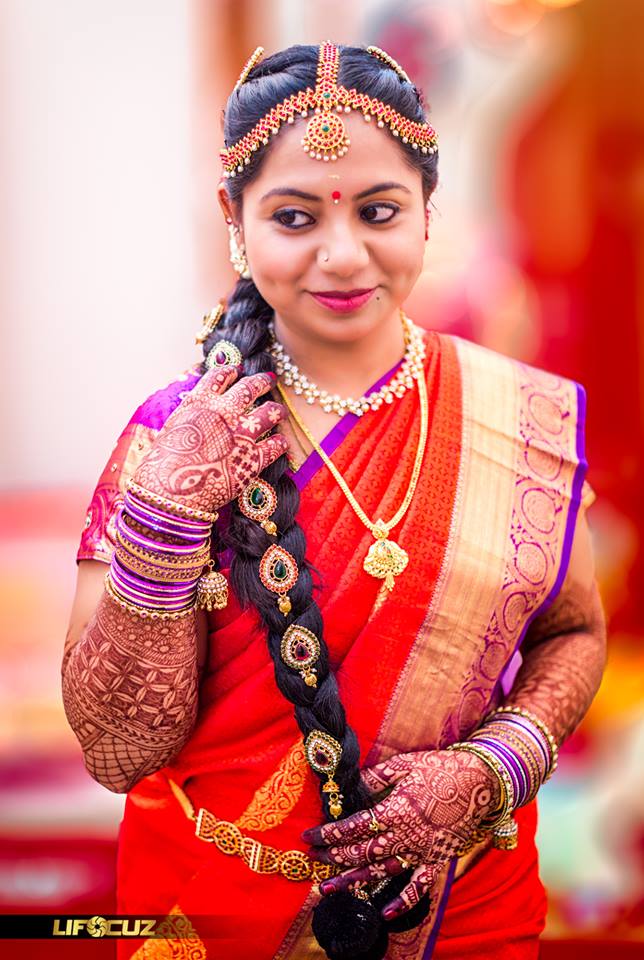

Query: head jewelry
<box><xmin>221</xmin><ymin>42</ymin><xmax>438</xmax><ymax>177</ymax></box>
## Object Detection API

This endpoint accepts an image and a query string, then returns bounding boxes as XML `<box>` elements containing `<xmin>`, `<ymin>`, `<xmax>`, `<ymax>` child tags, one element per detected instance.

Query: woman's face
<box><xmin>219</xmin><ymin>111</ymin><xmax>427</xmax><ymax>346</ymax></box>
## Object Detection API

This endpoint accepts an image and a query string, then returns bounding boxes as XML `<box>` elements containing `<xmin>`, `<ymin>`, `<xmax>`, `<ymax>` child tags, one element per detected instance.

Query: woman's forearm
<box><xmin>505</xmin><ymin>578</ymin><xmax>607</xmax><ymax>745</ymax></box>
<box><xmin>61</xmin><ymin>590</ymin><xmax>200</xmax><ymax>793</ymax></box>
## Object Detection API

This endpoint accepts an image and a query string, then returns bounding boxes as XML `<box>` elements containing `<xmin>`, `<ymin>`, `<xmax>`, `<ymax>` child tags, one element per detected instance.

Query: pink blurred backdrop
<box><xmin>1</xmin><ymin>1</ymin><xmax>642</xmax><ymax>956</ymax></box>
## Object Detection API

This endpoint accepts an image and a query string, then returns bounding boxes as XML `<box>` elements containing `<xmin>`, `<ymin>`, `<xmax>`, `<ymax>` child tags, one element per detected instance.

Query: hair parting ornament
<box><xmin>220</xmin><ymin>41</ymin><xmax>438</xmax><ymax>177</ymax></box>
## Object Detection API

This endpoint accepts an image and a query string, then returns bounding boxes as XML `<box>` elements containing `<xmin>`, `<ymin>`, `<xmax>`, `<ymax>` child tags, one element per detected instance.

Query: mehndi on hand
<box><xmin>132</xmin><ymin>365</ymin><xmax>288</xmax><ymax>515</ymax></box>
<box><xmin>304</xmin><ymin>748</ymin><xmax>502</xmax><ymax>920</ymax></box>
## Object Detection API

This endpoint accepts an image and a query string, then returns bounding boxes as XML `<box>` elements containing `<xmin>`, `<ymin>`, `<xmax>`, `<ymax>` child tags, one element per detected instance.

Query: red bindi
<box><xmin>331</xmin><ymin>190</ymin><xmax>341</xmax><ymax>204</ymax></box>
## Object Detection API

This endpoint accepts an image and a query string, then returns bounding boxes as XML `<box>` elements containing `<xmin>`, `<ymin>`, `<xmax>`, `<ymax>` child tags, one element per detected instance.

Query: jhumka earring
<box><xmin>305</xmin><ymin>729</ymin><xmax>344</xmax><ymax>818</ymax></box>
<box><xmin>228</xmin><ymin>223</ymin><xmax>251</xmax><ymax>280</ymax></box>
<box><xmin>281</xmin><ymin>624</ymin><xmax>321</xmax><ymax>688</ymax></box>
<box><xmin>196</xmin><ymin>560</ymin><xmax>229</xmax><ymax>611</ymax></box>
<box><xmin>238</xmin><ymin>479</ymin><xmax>278</xmax><ymax>535</ymax></box>
<box><xmin>259</xmin><ymin>543</ymin><xmax>299</xmax><ymax>615</ymax></box>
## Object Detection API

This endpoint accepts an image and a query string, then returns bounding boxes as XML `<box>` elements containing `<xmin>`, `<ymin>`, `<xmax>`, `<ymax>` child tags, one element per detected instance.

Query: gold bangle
<box><xmin>107</xmin><ymin>572</ymin><xmax>196</xmax><ymax>608</ymax></box>
<box><xmin>447</xmin><ymin>741</ymin><xmax>514</xmax><ymax>828</ymax></box>
<box><xmin>115</xmin><ymin>530</ymin><xmax>211</xmax><ymax>568</ymax></box>
<box><xmin>117</xmin><ymin>551</ymin><xmax>206</xmax><ymax>582</ymax></box>
<box><xmin>104</xmin><ymin>573</ymin><xmax>196</xmax><ymax>621</ymax></box>
<box><xmin>470</xmin><ymin>724</ymin><xmax>542</xmax><ymax>804</ymax></box>
<box><xmin>494</xmin><ymin>706</ymin><xmax>559</xmax><ymax>781</ymax></box>
<box><xmin>127</xmin><ymin>479</ymin><xmax>219</xmax><ymax>524</ymax></box>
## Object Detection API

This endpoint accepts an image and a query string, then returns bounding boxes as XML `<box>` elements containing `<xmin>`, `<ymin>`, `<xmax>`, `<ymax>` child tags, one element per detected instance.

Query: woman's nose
<box><xmin>317</xmin><ymin>226</ymin><xmax>370</xmax><ymax>275</ymax></box>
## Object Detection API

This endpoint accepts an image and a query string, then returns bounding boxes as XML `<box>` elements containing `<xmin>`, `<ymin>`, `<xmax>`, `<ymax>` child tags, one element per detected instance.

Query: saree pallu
<box><xmin>77</xmin><ymin>329</ymin><xmax>588</xmax><ymax>959</ymax></box>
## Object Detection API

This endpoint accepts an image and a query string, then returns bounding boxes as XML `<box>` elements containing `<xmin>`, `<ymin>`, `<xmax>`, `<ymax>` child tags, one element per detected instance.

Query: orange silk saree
<box><xmin>77</xmin><ymin>328</ymin><xmax>588</xmax><ymax>959</ymax></box>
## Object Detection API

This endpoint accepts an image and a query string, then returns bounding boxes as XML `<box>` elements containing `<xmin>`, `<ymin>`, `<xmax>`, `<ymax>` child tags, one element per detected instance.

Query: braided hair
<box><xmin>201</xmin><ymin>44</ymin><xmax>439</xmax><ymax>960</ymax></box>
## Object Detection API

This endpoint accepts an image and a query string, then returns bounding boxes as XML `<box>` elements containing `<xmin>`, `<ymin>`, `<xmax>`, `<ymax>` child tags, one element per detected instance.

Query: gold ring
<box><xmin>368</xmin><ymin>810</ymin><xmax>386</xmax><ymax>834</ymax></box>
<box><xmin>395</xmin><ymin>855</ymin><xmax>410</xmax><ymax>870</ymax></box>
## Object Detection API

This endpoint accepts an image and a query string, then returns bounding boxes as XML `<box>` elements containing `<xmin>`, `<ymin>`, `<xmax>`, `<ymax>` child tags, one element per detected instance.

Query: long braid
<box><xmin>200</xmin><ymin>276</ymin><xmax>371</xmax><ymax>817</ymax></box>
<box><xmin>200</xmin><ymin>43</ymin><xmax>440</xmax><ymax>959</ymax></box>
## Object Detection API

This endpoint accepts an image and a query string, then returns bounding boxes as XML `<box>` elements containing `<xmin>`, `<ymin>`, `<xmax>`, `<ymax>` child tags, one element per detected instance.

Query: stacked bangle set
<box><xmin>448</xmin><ymin>706</ymin><xmax>559</xmax><ymax>851</ymax></box>
<box><xmin>105</xmin><ymin>483</ymin><xmax>223</xmax><ymax>620</ymax></box>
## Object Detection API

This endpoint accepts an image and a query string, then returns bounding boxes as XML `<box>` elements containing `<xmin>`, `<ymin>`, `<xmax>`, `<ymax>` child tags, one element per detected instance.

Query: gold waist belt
<box><xmin>167</xmin><ymin>777</ymin><xmax>337</xmax><ymax>885</ymax></box>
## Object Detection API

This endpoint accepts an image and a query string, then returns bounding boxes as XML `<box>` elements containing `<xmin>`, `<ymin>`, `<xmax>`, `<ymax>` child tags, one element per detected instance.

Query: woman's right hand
<box><xmin>132</xmin><ymin>365</ymin><xmax>289</xmax><ymax>514</ymax></box>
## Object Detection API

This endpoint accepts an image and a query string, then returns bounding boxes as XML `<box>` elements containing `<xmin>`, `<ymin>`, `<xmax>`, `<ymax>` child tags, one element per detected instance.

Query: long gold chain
<box><xmin>276</xmin><ymin>320</ymin><xmax>429</xmax><ymax>593</ymax></box>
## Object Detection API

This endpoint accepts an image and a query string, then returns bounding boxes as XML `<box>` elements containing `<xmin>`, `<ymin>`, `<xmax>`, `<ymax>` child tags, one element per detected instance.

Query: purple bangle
<box><xmin>472</xmin><ymin>736</ymin><xmax>525</xmax><ymax>805</ymax></box>
<box><xmin>124</xmin><ymin>491</ymin><xmax>212</xmax><ymax>534</ymax></box>
<box><xmin>124</xmin><ymin>490</ymin><xmax>212</xmax><ymax>537</ymax></box>
<box><xmin>471</xmin><ymin>735</ymin><xmax>529</xmax><ymax>808</ymax></box>
<box><xmin>483</xmin><ymin>717</ymin><xmax>549</xmax><ymax>787</ymax></box>
<box><xmin>116</xmin><ymin>548</ymin><xmax>206</xmax><ymax>581</ymax></box>
<box><xmin>110</xmin><ymin>565</ymin><xmax>196</xmax><ymax>605</ymax></box>
<box><xmin>111</xmin><ymin>557</ymin><xmax>198</xmax><ymax>596</ymax></box>
<box><xmin>108</xmin><ymin>576</ymin><xmax>196</xmax><ymax>611</ymax></box>
<box><xmin>116</xmin><ymin>512</ymin><xmax>208</xmax><ymax>556</ymax></box>
<box><xmin>123</xmin><ymin>503</ymin><xmax>204</xmax><ymax>543</ymax></box>
<box><xmin>493</xmin><ymin>714</ymin><xmax>552</xmax><ymax>776</ymax></box>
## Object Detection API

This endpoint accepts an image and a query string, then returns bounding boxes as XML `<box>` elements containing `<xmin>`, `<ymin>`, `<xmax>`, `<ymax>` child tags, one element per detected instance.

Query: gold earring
<box><xmin>228</xmin><ymin>224</ymin><xmax>251</xmax><ymax>280</ymax></box>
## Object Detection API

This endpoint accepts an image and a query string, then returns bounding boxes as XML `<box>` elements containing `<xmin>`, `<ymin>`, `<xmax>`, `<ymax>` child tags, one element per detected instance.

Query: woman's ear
<box><xmin>217</xmin><ymin>181</ymin><xmax>236</xmax><ymax>225</ymax></box>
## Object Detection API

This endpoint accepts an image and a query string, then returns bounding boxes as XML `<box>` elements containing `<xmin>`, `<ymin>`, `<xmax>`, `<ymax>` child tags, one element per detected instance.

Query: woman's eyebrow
<box><xmin>354</xmin><ymin>181</ymin><xmax>412</xmax><ymax>200</ymax></box>
<box><xmin>260</xmin><ymin>182</ymin><xmax>412</xmax><ymax>203</ymax></box>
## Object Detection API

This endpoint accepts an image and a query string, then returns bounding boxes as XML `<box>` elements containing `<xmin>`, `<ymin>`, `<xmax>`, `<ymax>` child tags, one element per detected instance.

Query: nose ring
<box><xmin>322</xmin><ymin>251</ymin><xmax>329</xmax><ymax>262</ymax></box>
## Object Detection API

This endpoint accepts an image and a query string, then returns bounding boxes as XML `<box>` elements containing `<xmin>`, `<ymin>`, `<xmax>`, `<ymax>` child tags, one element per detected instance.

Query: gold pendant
<box><xmin>363</xmin><ymin>519</ymin><xmax>409</xmax><ymax>591</ymax></box>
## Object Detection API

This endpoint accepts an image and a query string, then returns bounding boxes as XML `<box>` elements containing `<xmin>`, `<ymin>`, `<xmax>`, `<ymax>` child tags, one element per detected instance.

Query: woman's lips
<box><xmin>309</xmin><ymin>288</ymin><xmax>376</xmax><ymax>314</ymax></box>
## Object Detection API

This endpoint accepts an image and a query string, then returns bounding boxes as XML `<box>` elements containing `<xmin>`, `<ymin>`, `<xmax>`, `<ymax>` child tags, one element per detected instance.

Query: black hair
<box><xmin>201</xmin><ymin>44</ymin><xmax>439</xmax><ymax>960</ymax></box>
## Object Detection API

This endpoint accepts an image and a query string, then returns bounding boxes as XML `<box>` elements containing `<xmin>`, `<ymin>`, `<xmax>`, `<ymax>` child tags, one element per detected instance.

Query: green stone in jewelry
<box><xmin>273</xmin><ymin>560</ymin><xmax>287</xmax><ymax>580</ymax></box>
<box><xmin>250</xmin><ymin>487</ymin><xmax>265</xmax><ymax>507</ymax></box>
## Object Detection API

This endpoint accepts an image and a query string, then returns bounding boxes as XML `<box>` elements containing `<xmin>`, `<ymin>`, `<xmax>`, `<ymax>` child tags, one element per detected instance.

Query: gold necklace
<box><xmin>276</xmin><ymin>331</ymin><xmax>429</xmax><ymax>595</ymax></box>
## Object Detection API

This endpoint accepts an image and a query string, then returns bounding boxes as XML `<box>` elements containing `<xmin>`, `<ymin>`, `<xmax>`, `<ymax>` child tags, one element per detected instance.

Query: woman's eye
<box><xmin>272</xmin><ymin>209</ymin><xmax>315</xmax><ymax>229</ymax></box>
<box><xmin>361</xmin><ymin>203</ymin><xmax>399</xmax><ymax>223</ymax></box>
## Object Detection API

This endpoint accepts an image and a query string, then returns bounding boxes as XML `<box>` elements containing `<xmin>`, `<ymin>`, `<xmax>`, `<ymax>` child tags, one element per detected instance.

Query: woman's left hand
<box><xmin>302</xmin><ymin>749</ymin><xmax>501</xmax><ymax>920</ymax></box>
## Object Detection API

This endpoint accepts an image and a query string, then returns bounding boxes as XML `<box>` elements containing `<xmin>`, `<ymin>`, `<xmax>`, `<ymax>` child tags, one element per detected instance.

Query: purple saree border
<box><xmin>421</xmin><ymin>857</ymin><xmax>458</xmax><ymax>959</ymax></box>
<box><xmin>489</xmin><ymin>380</ymin><xmax>589</xmax><ymax>708</ymax></box>
<box><xmin>287</xmin><ymin>356</ymin><xmax>404</xmax><ymax>491</ymax></box>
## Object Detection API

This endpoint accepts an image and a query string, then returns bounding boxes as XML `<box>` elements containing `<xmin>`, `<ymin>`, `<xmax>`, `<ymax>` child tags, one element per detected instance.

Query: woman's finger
<box><xmin>192</xmin><ymin>364</ymin><xmax>240</xmax><ymax>398</ymax></box>
<box><xmin>220</xmin><ymin>371</ymin><xmax>277</xmax><ymax>418</ymax></box>
<box><xmin>235</xmin><ymin>400</ymin><xmax>287</xmax><ymax>443</ymax></box>
<box><xmin>318</xmin><ymin>829</ymin><xmax>413</xmax><ymax>869</ymax></box>
<box><xmin>319</xmin><ymin>857</ymin><xmax>406</xmax><ymax>897</ymax></box>
<box><xmin>257</xmin><ymin>433</ymin><xmax>290</xmax><ymax>472</ymax></box>
<box><xmin>381</xmin><ymin>863</ymin><xmax>438</xmax><ymax>921</ymax></box>
<box><xmin>302</xmin><ymin>800</ymin><xmax>389</xmax><ymax>847</ymax></box>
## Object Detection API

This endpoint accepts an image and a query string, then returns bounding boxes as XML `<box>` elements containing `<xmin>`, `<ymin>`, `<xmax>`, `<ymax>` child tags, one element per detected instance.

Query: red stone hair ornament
<box><xmin>221</xmin><ymin>41</ymin><xmax>438</xmax><ymax>177</ymax></box>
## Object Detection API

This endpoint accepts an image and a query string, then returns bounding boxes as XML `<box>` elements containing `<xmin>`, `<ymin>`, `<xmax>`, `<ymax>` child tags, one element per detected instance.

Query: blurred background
<box><xmin>1</xmin><ymin>0</ymin><xmax>643</xmax><ymax>956</ymax></box>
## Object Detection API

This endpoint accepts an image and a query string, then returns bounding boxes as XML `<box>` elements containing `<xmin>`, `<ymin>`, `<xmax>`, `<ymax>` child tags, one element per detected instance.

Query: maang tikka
<box><xmin>221</xmin><ymin>41</ymin><xmax>438</xmax><ymax>177</ymax></box>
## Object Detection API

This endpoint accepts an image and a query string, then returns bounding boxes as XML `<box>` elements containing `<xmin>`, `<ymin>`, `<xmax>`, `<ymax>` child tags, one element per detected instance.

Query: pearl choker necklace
<box><xmin>268</xmin><ymin>311</ymin><xmax>426</xmax><ymax>417</ymax></box>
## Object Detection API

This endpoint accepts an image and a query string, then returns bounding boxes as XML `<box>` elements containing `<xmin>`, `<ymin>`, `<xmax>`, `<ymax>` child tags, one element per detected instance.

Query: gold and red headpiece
<box><xmin>220</xmin><ymin>42</ymin><xmax>438</xmax><ymax>178</ymax></box>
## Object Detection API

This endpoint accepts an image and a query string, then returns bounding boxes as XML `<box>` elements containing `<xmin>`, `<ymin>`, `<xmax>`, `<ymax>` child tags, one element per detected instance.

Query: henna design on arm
<box><xmin>506</xmin><ymin>577</ymin><xmax>607</xmax><ymax>744</ymax></box>
<box><xmin>61</xmin><ymin>592</ymin><xmax>200</xmax><ymax>793</ymax></box>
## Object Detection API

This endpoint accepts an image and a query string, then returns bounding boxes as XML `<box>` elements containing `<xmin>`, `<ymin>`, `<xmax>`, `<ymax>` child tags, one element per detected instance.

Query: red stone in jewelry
<box><xmin>331</xmin><ymin>190</ymin><xmax>341</xmax><ymax>204</ymax></box>
<box><xmin>280</xmin><ymin>624</ymin><xmax>321</xmax><ymax>687</ymax></box>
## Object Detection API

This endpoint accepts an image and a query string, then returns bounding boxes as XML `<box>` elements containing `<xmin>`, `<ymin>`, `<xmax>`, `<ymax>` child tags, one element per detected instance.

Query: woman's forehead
<box><xmin>242</xmin><ymin>111</ymin><xmax>422</xmax><ymax>200</ymax></box>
